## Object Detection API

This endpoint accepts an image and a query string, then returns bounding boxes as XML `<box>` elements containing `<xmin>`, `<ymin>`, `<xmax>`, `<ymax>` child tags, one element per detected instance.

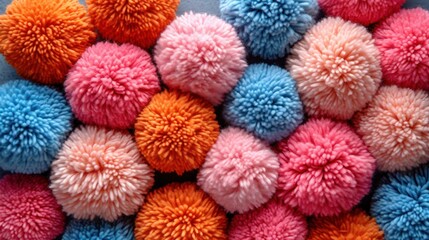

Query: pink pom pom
<box><xmin>229</xmin><ymin>198</ymin><xmax>308</xmax><ymax>240</ymax></box>
<box><xmin>50</xmin><ymin>126</ymin><xmax>154</xmax><ymax>221</ymax></box>
<box><xmin>277</xmin><ymin>119</ymin><xmax>376</xmax><ymax>216</ymax></box>
<box><xmin>318</xmin><ymin>0</ymin><xmax>405</xmax><ymax>25</ymax></box>
<box><xmin>374</xmin><ymin>8</ymin><xmax>429</xmax><ymax>90</ymax></box>
<box><xmin>154</xmin><ymin>12</ymin><xmax>247</xmax><ymax>105</ymax></box>
<box><xmin>198</xmin><ymin>127</ymin><xmax>279</xmax><ymax>213</ymax></box>
<box><xmin>0</xmin><ymin>174</ymin><xmax>65</xmax><ymax>240</ymax></box>
<box><xmin>65</xmin><ymin>42</ymin><xmax>160</xmax><ymax>129</ymax></box>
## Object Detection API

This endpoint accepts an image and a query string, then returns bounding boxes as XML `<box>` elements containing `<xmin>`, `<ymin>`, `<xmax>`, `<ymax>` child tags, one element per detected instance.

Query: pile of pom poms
<box><xmin>0</xmin><ymin>0</ymin><xmax>428</xmax><ymax>239</ymax></box>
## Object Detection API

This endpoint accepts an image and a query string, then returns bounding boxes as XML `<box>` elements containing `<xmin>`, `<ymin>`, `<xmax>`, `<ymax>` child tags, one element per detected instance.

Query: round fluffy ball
<box><xmin>229</xmin><ymin>198</ymin><xmax>308</xmax><ymax>240</ymax></box>
<box><xmin>0</xmin><ymin>174</ymin><xmax>65</xmax><ymax>240</ymax></box>
<box><xmin>0</xmin><ymin>80</ymin><xmax>73</xmax><ymax>174</ymax></box>
<box><xmin>154</xmin><ymin>12</ymin><xmax>247</xmax><ymax>105</ymax></box>
<box><xmin>198</xmin><ymin>127</ymin><xmax>279</xmax><ymax>213</ymax></box>
<box><xmin>318</xmin><ymin>0</ymin><xmax>405</xmax><ymax>26</ymax></box>
<box><xmin>63</xmin><ymin>218</ymin><xmax>134</xmax><ymax>240</ymax></box>
<box><xmin>135</xmin><ymin>183</ymin><xmax>227</xmax><ymax>240</ymax></box>
<box><xmin>353</xmin><ymin>86</ymin><xmax>429</xmax><ymax>172</ymax></box>
<box><xmin>371</xmin><ymin>165</ymin><xmax>429</xmax><ymax>240</ymax></box>
<box><xmin>65</xmin><ymin>42</ymin><xmax>160</xmax><ymax>129</ymax></box>
<box><xmin>220</xmin><ymin>0</ymin><xmax>319</xmax><ymax>59</ymax></box>
<box><xmin>374</xmin><ymin>8</ymin><xmax>429</xmax><ymax>90</ymax></box>
<box><xmin>308</xmin><ymin>209</ymin><xmax>383</xmax><ymax>240</ymax></box>
<box><xmin>87</xmin><ymin>0</ymin><xmax>179</xmax><ymax>49</ymax></box>
<box><xmin>277</xmin><ymin>119</ymin><xmax>376</xmax><ymax>216</ymax></box>
<box><xmin>135</xmin><ymin>90</ymin><xmax>220</xmax><ymax>175</ymax></box>
<box><xmin>0</xmin><ymin>0</ymin><xmax>96</xmax><ymax>84</ymax></box>
<box><xmin>287</xmin><ymin>17</ymin><xmax>382</xmax><ymax>120</ymax></box>
<box><xmin>223</xmin><ymin>64</ymin><xmax>303</xmax><ymax>143</ymax></box>
<box><xmin>50</xmin><ymin>126</ymin><xmax>154</xmax><ymax>222</ymax></box>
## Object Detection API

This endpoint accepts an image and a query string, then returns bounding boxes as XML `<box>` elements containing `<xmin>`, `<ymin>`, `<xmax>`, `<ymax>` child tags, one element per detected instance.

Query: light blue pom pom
<box><xmin>220</xmin><ymin>0</ymin><xmax>319</xmax><ymax>59</ymax></box>
<box><xmin>0</xmin><ymin>80</ymin><xmax>72</xmax><ymax>174</ymax></box>
<box><xmin>223</xmin><ymin>64</ymin><xmax>303</xmax><ymax>143</ymax></box>
<box><xmin>62</xmin><ymin>218</ymin><xmax>134</xmax><ymax>240</ymax></box>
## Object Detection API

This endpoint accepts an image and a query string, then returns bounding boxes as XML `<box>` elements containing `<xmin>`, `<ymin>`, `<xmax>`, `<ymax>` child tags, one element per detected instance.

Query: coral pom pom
<box><xmin>63</xmin><ymin>218</ymin><xmax>134</xmax><ymax>240</ymax></box>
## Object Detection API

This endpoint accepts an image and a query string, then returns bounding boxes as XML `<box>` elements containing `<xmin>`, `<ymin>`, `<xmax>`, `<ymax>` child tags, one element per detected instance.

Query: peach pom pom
<box><xmin>50</xmin><ymin>126</ymin><xmax>154</xmax><ymax>222</ymax></box>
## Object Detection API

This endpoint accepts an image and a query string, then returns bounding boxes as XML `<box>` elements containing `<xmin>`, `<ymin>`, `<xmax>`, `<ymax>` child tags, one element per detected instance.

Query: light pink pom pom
<box><xmin>154</xmin><ymin>12</ymin><xmax>247</xmax><ymax>105</ymax></box>
<box><xmin>198</xmin><ymin>127</ymin><xmax>279</xmax><ymax>213</ymax></box>
<box><xmin>65</xmin><ymin>42</ymin><xmax>160</xmax><ymax>129</ymax></box>
<box><xmin>50</xmin><ymin>126</ymin><xmax>154</xmax><ymax>221</ymax></box>
<box><xmin>277</xmin><ymin>119</ymin><xmax>376</xmax><ymax>216</ymax></box>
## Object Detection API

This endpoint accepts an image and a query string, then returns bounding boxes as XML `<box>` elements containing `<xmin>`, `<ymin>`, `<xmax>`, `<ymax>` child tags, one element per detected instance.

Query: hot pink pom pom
<box><xmin>155</xmin><ymin>12</ymin><xmax>247</xmax><ymax>105</ymax></box>
<box><xmin>65</xmin><ymin>42</ymin><xmax>160</xmax><ymax>129</ymax></box>
<box><xmin>229</xmin><ymin>198</ymin><xmax>308</xmax><ymax>240</ymax></box>
<box><xmin>198</xmin><ymin>127</ymin><xmax>279</xmax><ymax>213</ymax></box>
<box><xmin>0</xmin><ymin>174</ymin><xmax>65</xmax><ymax>240</ymax></box>
<box><xmin>277</xmin><ymin>119</ymin><xmax>376</xmax><ymax>216</ymax></box>
<box><xmin>318</xmin><ymin>0</ymin><xmax>405</xmax><ymax>25</ymax></box>
<box><xmin>374</xmin><ymin>8</ymin><xmax>429</xmax><ymax>90</ymax></box>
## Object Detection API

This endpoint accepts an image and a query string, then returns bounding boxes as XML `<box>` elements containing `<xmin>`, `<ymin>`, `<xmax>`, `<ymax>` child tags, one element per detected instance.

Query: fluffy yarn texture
<box><xmin>220</xmin><ymin>0</ymin><xmax>319</xmax><ymax>59</ymax></box>
<box><xmin>277</xmin><ymin>119</ymin><xmax>376</xmax><ymax>216</ymax></box>
<box><xmin>62</xmin><ymin>218</ymin><xmax>134</xmax><ymax>240</ymax></box>
<box><xmin>228</xmin><ymin>198</ymin><xmax>308</xmax><ymax>240</ymax></box>
<box><xmin>0</xmin><ymin>80</ymin><xmax>72</xmax><ymax>174</ymax></box>
<box><xmin>50</xmin><ymin>126</ymin><xmax>154</xmax><ymax>222</ymax></box>
<box><xmin>318</xmin><ymin>0</ymin><xmax>405</xmax><ymax>25</ymax></box>
<box><xmin>223</xmin><ymin>64</ymin><xmax>303</xmax><ymax>143</ymax></box>
<box><xmin>155</xmin><ymin>13</ymin><xmax>247</xmax><ymax>105</ymax></box>
<box><xmin>198</xmin><ymin>127</ymin><xmax>279</xmax><ymax>213</ymax></box>
<box><xmin>374</xmin><ymin>8</ymin><xmax>429</xmax><ymax>90</ymax></box>
<box><xmin>135</xmin><ymin>90</ymin><xmax>219</xmax><ymax>175</ymax></box>
<box><xmin>135</xmin><ymin>183</ymin><xmax>227</xmax><ymax>240</ymax></box>
<box><xmin>308</xmin><ymin>209</ymin><xmax>383</xmax><ymax>240</ymax></box>
<box><xmin>287</xmin><ymin>17</ymin><xmax>381</xmax><ymax>120</ymax></box>
<box><xmin>65</xmin><ymin>42</ymin><xmax>160</xmax><ymax>129</ymax></box>
<box><xmin>0</xmin><ymin>174</ymin><xmax>65</xmax><ymax>240</ymax></box>
<box><xmin>87</xmin><ymin>0</ymin><xmax>179</xmax><ymax>49</ymax></box>
<box><xmin>353</xmin><ymin>86</ymin><xmax>429</xmax><ymax>172</ymax></box>
<box><xmin>0</xmin><ymin>0</ymin><xmax>95</xmax><ymax>84</ymax></box>
<box><xmin>371</xmin><ymin>165</ymin><xmax>429</xmax><ymax>240</ymax></box>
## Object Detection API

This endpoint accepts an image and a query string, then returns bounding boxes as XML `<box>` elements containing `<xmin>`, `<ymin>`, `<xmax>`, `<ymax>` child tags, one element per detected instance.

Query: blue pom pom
<box><xmin>371</xmin><ymin>165</ymin><xmax>429</xmax><ymax>240</ymax></box>
<box><xmin>223</xmin><ymin>64</ymin><xmax>303</xmax><ymax>143</ymax></box>
<box><xmin>62</xmin><ymin>218</ymin><xmax>134</xmax><ymax>240</ymax></box>
<box><xmin>0</xmin><ymin>80</ymin><xmax>72</xmax><ymax>174</ymax></box>
<box><xmin>220</xmin><ymin>0</ymin><xmax>319</xmax><ymax>59</ymax></box>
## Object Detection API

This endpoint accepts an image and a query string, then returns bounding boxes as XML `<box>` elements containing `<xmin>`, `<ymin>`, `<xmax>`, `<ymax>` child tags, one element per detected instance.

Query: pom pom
<box><xmin>134</xmin><ymin>183</ymin><xmax>227</xmax><ymax>239</ymax></box>
<box><xmin>87</xmin><ymin>0</ymin><xmax>179</xmax><ymax>49</ymax></box>
<box><xmin>318</xmin><ymin>0</ymin><xmax>405</xmax><ymax>26</ymax></box>
<box><xmin>0</xmin><ymin>174</ymin><xmax>65</xmax><ymax>240</ymax></box>
<box><xmin>223</xmin><ymin>64</ymin><xmax>303</xmax><ymax>143</ymax></box>
<box><xmin>308</xmin><ymin>209</ymin><xmax>383</xmax><ymax>240</ymax></box>
<box><xmin>135</xmin><ymin>90</ymin><xmax>220</xmax><ymax>175</ymax></box>
<box><xmin>0</xmin><ymin>0</ymin><xmax>95</xmax><ymax>84</ymax></box>
<box><xmin>198</xmin><ymin>127</ymin><xmax>279</xmax><ymax>213</ymax></box>
<box><xmin>63</xmin><ymin>218</ymin><xmax>134</xmax><ymax>240</ymax></box>
<box><xmin>374</xmin><ymin>8</ymin><xmax>429</xmax><ymax>90</ymax></box>
<box><xmin>229</xmin><ymin>198</ymin><xmax>307</xmax><ymax>240</ymax></box>
<box><xmin>154</xmin><ymin>12</ymin><xmax>247</xmax><ymax>105</ymax></box>
<box><xmin>65</xmin><ymin>42</ymin><xmax>160</xmax><ymax>129</ymax></box>
<box><xmin>50</xmin><ymin>126</ymin><xmax>154</xmax><ymax>222</ymax></box>
<box><xmin>277</xmin><ymin>119</ymin><xmax>376</xmax><ymax>216</ymax></box>
<box><xmin>353</xmin><ymin>86</ymin><xmax>429</xmax><ymax>172</ymax></box>
<box><xmin>220</xmin><ymin>0</ymin><xmax>319</xmax><ymax>59</ymax></box>
<box><xmin>0</xmin><ymin>80</ymin><xmax>72</xmax><ymax>174</ymax></box>
<box><xmin>287</xmin><ymin>17</ymin><xmax>381</xmax><ymax>120</ymax></box>
<box><xmin>371</xmin><ymin>165</ymin><xmax>429</xmax><ymax>240</ymax></box>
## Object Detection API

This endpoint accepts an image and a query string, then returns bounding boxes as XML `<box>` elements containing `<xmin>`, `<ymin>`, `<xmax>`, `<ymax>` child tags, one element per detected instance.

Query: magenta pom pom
<box><xmin>65</xmin><ymin>42</ymin><xmax>160</xmax><ymax>129</ymax></box>
<box><xmin>277</xmin><ymin>119</ymin><xmax>376</xmax><ymax>216</ymax></box>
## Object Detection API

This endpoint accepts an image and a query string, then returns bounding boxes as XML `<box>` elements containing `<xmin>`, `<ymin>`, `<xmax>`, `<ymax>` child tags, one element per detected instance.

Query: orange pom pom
<box><xmin>135</xmin><ymin>90</ymin><xmax>219</xmax><ymax>175</ymax></box>
<box><xmin>0</xmin><ymin>0</ymin><xmax>96</xmax><ymax>84</ymax></box>
<box><xmin>135</xmin><ymin>183</ymin><xmax>227</xmax><ymax>240</ymax></box>
<box><xmin>87</xmin><ymin>0</ymin><xmax>180</xmax><ymax>49</ymax></box>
